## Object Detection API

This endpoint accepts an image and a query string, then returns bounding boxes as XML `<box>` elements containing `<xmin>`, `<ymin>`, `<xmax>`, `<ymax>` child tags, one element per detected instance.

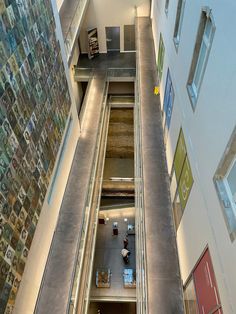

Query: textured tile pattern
<box><xmin>0</xmin><ymin>0</ymin><xmax>71</xmax><ymax>311</ymax></box>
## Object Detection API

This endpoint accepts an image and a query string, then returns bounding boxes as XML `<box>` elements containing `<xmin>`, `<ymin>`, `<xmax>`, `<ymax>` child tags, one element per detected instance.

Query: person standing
<box><xmin>123</xmin><ymin>236</ymin><xmax>128</xmax><ymax>249</ymax></box>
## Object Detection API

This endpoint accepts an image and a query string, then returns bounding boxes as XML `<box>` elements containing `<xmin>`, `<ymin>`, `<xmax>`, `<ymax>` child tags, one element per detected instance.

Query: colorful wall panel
<box><xmin>0</xmin><ymin>0</ymin><xmax>71</xmax><ymax>311</ymax></box>
<box><xmin>173</xmin><ymin>129</ymin><xmax>194</xmax><ymax>210</ymax></box>
<box><xmin>193</xmin><ymin>249</ymin><xmax>222</xmax><ymax>313</ymax></box>
<box><xmin>163</xmin><ymin>68</ymin><xmax>174</xmax><ymax>130</ymax></box>
<box><xmin>171</xmin><ymin>128</ymin><xmax>194</xmax><ymax>229</ymax></box>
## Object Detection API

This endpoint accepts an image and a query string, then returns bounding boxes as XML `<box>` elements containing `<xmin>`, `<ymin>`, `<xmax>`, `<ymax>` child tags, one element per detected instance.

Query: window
<box><xmin>173</xmin><ymin>0</ymin><xmax>186</xmax><ymax>48</ymax></box>
<box><xmin>224</xmin><ymin>159</ymin><xmax>236</xmax><ymax>209</ymax></box>
<box><xmin>214</xmin><ymin>127</ymin><xmax>236</xmax><ymax>241</ymax></box>
<box><xmin>165</xmin><ymin>0</ymin><xmax>170</xmax><ymax>14</ymax></box>
<box><xmin>170</xmin><ymin>129</ymin><xmax>194</xmax><ymax>229</ymax></box>
<box><xmin>187</xmin><ymin>7</ymin><xmax>215</xmax><ymax>109</ymax></box>
<box><xmin>184</xmin><ymin>277</ymin><xmax>198</xmax><ymax>314</ymax></box>
<box><xmin>157</xmin><ymin>33</ymin><xmax>165</xmax><ymax>81</ymax></box>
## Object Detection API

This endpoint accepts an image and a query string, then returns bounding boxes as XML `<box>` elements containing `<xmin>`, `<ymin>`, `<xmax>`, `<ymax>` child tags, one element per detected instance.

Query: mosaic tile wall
<box><xmin>0</xmin><ymin>0</ymin><xmax>71</xmax><ymax>311</ymax></box>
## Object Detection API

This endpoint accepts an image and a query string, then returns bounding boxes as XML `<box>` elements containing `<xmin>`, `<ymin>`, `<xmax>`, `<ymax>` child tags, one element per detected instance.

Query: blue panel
<box><xmin>163</xmin><ymin>69</ymin><xmax>174</xmax><ymax>129</ymax></box>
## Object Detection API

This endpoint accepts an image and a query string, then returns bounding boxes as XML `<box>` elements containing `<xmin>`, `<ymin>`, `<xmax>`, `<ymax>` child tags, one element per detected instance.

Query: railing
<box><xmin>80</xmin><ymin>83</ymin><xmax>110</xmax><ymax>314</ymax></box>
<box><xmin>107</xmin><ymin>67</ymin><xmax>136</xmax><ymax>78</ymax></box>
<box><xmin>134</xmin><ymin>18</ymin><xmax>148</xmax><ymax>314</ymax></box>
<box><xmin>78</xmin><ymin>71</ymin><xmax>94</xmax><ymax>129</ymax></box>
<box><xmin>67</xmin><ymin>79</ymin><xmax>110</xmax><ymax>314</ymax></box>
<box><xmin>62</xmin><ymin>0</ymin><xmax>88</xmax><ymax>61</ymax></box>
<box><xmin>74</xmin><ymin>67</ymin><xmax>136</xmax><ymax>81</ymax></box>
<box><xmin>74</xmin><ymin>68</ymin><xmax>93</xmax><ymax>81</ymax></box>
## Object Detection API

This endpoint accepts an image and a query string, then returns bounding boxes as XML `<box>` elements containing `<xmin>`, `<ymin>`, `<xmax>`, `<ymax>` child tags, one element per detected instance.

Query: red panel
<box><xmin>193</xmin><ymin>249</ymin><xmax>222</xmax><ymax>314</ymax></box>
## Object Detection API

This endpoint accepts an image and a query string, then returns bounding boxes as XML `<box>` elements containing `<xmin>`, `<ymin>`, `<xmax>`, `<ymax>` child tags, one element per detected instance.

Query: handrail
<box><xmin>134</xmin><ymin>17</ymin><xmax>148</xmax><ymax>314</ymax></box>
<box><xmin>74</xmin><ymin>67</ymin><xmax>136</xmax><ymax>81</ymax></box>
<box><xmin>63</xmin><ymin>0</ymin><xmax>88</xmax><ymax>61</ymax></box>
<box><xmin>79</xmin><ymin>72</ymin><xmax>94</xmax><ymax>129</ymax></box>
<box><xmin>100</xmin><ymin>203</ymin><xmax>135</xmax><ymax>211</ymax></box>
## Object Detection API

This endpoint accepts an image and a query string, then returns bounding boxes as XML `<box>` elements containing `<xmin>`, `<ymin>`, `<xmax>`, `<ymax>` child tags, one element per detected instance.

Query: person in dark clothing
<box><xmin>123</xmin><ymin>236</ymin><xmax>128</xmax><ymax>249</ymax></box>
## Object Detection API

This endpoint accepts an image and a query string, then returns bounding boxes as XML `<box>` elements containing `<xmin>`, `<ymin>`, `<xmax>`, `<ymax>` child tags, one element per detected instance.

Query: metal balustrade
<box><xmin>60</xmin><ymin>0</ymin><xmax>89</xmax><ymax>62</ymax></box>
<box><xmin>74</xmin><ymin>67</ymin><xmax>136</xmax><ymax>82</ymax></box>
<box><xmin>134</xmin><ymin>53</ymin><xmax>148</xmax><ymax>314</ymax></box>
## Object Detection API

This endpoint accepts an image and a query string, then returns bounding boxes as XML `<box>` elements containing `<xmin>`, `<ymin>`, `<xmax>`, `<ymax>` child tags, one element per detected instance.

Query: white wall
<box><xmin>56</xmin><ymin>0</ymin><xmax>63</xmax><ymax>11</ymax></box>
<box><xmin>13</xmin><ymin>0</ymin><xmax>80</xmax><ymax>312</ymax></box>
<box><xmin>151</xmin><ymin>0</ymin><xmax>236</xmax><ymax>313</ymax></box>
<box><xmin>80</xmin><ymin>0</ymin><xmax>150</xmax><ymax>53</ymax></box>
<box><xmin>70</xmin><ymin>43</ymin><xmax>83</xmax><ymax>113</ymax></box>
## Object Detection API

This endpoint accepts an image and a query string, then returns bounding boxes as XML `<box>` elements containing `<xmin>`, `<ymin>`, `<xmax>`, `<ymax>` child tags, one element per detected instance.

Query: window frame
<box><xmin>214</xmin><ymin>127</ymin><xmax>236</xmax><ymax>241</ymax></box>
<box><xmin>157</xmin><ymin>33</ymin><xmax>165</xmax><ymax>81</ymax></box>
<box><xmin>183</xmin><ymin>276</ymin><xmax>199</xmax><ymax>314</ymax></box>
<box><xmin>165</xmin><ymin>0</ymin><xmax>170</xmax><ymax>14</ymax></box>
<box><xmin>173</xmin><ymin>0</ymin><xmax>186</xmax><ymax>49</ymax></box>
<box><xmin>223</xmin><ymin>157</ymin><xmax>236</xmax><ymax>216</ymax></box>
<box><xmin>187</xmin><ymin>7</ymin><xmax>215</xmax><ymax>110</ymax></box>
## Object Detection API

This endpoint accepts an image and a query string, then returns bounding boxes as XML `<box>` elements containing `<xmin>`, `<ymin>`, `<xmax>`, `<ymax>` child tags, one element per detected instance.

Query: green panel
<box><xmin>174</xmin><ymin>129</ymin><xmax>187</xmax><ymax>181</ymax></box>
<box><xmin>178</xmin><ymin>156</ymin><xmax>194</xmax><ymax>209</ymax></box>
<box><xmin>157</xmin><ymin>33</ymin><xmax>165</xmax><ymax>80</ymax></box>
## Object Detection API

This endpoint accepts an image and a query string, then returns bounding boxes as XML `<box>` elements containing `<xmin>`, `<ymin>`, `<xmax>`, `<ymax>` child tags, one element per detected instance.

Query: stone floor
<box><xmin>77</xmin><ymin>52</ymin><xmax>136</xmax><ymax>69</ymax></box>
<box><xmin>90</xmin><ymin>208</ymin><xmax>136</xmax><ymax>301</ymax></box>
<box><xmin>136</xmin><ymin>17</ymin><xmax>184</xmax><ymax>313</ymax></box>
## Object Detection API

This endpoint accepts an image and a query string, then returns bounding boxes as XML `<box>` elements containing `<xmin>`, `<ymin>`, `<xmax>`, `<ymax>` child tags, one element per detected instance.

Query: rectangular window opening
<box><xmin>157</xmin><ymin>33</ymin><xmax>165</xmax><ymax>81</ymax></box>
<box><xmin>165</xmin><ymin>0</ymin><xmax>170</xmax><ymax>14</ymax></box>
<box><xmin>173</xmin><ymin>0</ymin><xmax>186</xmax><ymax>48</ymax></box>
<box><xmin>187</xmin><ymin>7</ymin><xmax>215</xmax><ymax>109</ymax></box>
<box><xmin>214</xmin><ymin>127</ymin><xmax>236</xmax><ymax>241</ymax></box>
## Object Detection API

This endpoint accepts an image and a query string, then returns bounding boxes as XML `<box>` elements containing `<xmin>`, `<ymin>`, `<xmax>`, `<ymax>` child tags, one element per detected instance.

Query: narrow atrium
<box><xmin>0</xmin><ymin>0</ymin><xmax>235</xmax><ymax>314</ymax></box>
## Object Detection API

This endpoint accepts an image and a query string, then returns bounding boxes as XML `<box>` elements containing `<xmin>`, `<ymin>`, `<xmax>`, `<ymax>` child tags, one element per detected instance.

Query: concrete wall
<box><xmin>108</xmin><ymin>82</ymin><xmax>135</xmax><ymax>95</ymax></box>
<box><xmin>80</xmin><ymin>0</ymin><xmax>150</xmax><ymax>53</ymax></box>
<box><xmin>151</xmin><ymin>0</ymin><xmax>236</xmax><ymax>313</ymax></box>
<box><xmin>13</xmin><ymin>0</ymin><xmax>80</xmax><ymax>312</ymax></box>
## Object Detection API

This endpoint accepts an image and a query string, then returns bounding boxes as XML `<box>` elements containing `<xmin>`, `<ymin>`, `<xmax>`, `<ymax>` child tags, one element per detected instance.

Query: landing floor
<box><xmin>78</xmin><ymin>52</ymin><xmax>136</xmax><ymax>69</ymax></box>
<box><xmin>90</xmin><ymin>207</ymin><xmax>136</xmax><ymax>301</ymax></box>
